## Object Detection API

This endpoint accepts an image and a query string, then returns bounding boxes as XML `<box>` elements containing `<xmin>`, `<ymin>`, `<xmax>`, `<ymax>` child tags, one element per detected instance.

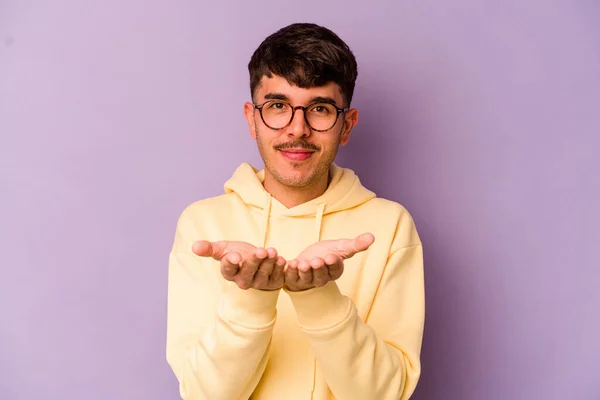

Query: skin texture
<box><xmin>192</xmin><ymin>234</ymin><xmax>375</xmax><ymax>292</ymax></box>
<box><xmin>192</xmin><ymin>240</ymin><xmax>286</xmax><ymax>291</ymax></box>
<box><xmin>244</xmin><ymin>75</ymin><xmax>358</xmax><ymax>209</ymax></box>
<box><xmin>283</xmin><ymin>233</ymin><xmax>375</xmax><ymax>292</ymax></box>
<box><xmin>193</xmin><ymin>75</ymin><xmax>374</xmax><ymax>292</ymax></box>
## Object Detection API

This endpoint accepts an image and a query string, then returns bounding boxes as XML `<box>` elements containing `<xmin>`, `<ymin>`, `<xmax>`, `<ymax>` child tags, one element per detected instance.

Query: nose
<box><xmin>285</xmin><ymin>107</ymin><xmax>311</xmax><ymax>138</ymax></box>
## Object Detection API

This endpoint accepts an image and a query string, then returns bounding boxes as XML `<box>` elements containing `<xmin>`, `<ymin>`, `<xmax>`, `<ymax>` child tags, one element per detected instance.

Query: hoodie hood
<box><xmin>223</xmin><ymin>162</ymin><xmax>376</xmax><ymax>246</ymax></box>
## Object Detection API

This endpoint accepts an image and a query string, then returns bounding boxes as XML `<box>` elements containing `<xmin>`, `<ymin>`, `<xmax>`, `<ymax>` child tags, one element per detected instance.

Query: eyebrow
<box><xmin>263</xmin><ymin>93</ymin><xmax>340</xmax><ymax>107</ymax></box>
<box><xmin>264</xmin><ymin>93</ymin><xmax>290</xmax><ymax>101</ymax></box>
<box><xmin>308</xmin><ymin>96</ymin><xmax>339</xmax><ymax>105</ymax></box>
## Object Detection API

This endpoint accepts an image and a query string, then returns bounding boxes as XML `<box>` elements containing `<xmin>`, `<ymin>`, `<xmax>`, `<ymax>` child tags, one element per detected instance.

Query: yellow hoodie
<box><xmin>166</xmin><ymin>162</ymin><xmax>425</xmax><ymax>400</ymax></box>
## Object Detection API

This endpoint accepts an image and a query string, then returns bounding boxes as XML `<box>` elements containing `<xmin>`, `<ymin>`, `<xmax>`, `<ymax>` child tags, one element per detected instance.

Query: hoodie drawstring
<box><xmin>261</xmin><ymin>196</ymin><xmax>325</xmax><ymax>247</ymax></box>
<box><xmin>315</xmin><ymin>203</ymin><xmax>325</xmax><ymax>243</ymax></box>
<box><xmin>260</xmin><ymin>194</ymin><xmax>272</xmax><ymax>248</ymax></box>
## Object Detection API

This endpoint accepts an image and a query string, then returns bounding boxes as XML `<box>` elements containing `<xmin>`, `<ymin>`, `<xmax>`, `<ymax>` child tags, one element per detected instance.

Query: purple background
<box><xmin>1</xmin><ymin>1</ymin><xmax>599</xmax><ymax>399</ymax></box>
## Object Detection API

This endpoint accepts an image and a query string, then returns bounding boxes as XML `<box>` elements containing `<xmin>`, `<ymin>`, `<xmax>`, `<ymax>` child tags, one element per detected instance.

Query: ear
<box><xmin>339</xmin><ymin>108</ymin><xmax>358</xmax><ymax>146</ymax></box>
<box><xmin>244</xmin><ymin>102</ymin><xmax>258</xmax><ymax>139</ymax></box>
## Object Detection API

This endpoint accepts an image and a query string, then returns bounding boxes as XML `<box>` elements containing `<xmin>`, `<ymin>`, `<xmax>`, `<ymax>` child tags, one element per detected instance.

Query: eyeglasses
<box><xmin>253</xmin><ymin>100</ymin><xmax>349</xmax><ymax>132</ymax></box>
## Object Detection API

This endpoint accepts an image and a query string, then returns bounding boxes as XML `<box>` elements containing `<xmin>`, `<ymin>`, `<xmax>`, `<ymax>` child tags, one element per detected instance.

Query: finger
<box><xmin>252</xmin><ymin>248</ymin><xmax>277</xmax><ymax>288</ymax></box>
<box><xmin>354</xmin><ymin>233</ymin><xmax>375</xmax><ymax>252</ymax></box>
<box><xmin>324</xmin><ymin>253</ymin><xmax>342</xmax><ymax>266</ymax></box>
<box><xmin>312</xmin><ymin>264</ymin><xmax>330</xmax><ymax>287</ymax></box>
<box><xmin>192</xmin><ymin>240</ymin><xmax>230</xmax><ymax>260</ymax></box>
<box><xmin>284</xmin><ymin>262</ymin><xmax>299</xmax><ymax>286</ymax></box>
<box><xmin>310</xmin><ymin>257</ymin><xmax>325</xmax><ymax>269</ymax></box>
<box><xmin>221</xmin><ymin>251</ymin><xmax>241</xmax><ymax>280</ymax></box>
<box><xmin>192</xmin><ymin>240</ymin><xmax>212</xmax><ymax>257</ymax></box>
<box><xmin>327</xmin><ymin>259</ymin><xmax>344</xmax><ymax>280</ymax></box>
<box><xmin>336</xmin><ymin>233</ymin><xmax>375</xmax><ymax>259</ymax></box>
<box><xmin>270</xmin><ymin>256</ymin><xmax>286</xmax><ymax>285</ymax></box>
<box><xmin>324</xmin><ymin>254</ymin><xmax>344</xmax><ymax>280</ymax></box>
<box><xmin>225</xmin><ymin>251</ymin><xmax>242</xmax><ymax>265</ymax></box>
<box><xmin>221</xmin><ymin>263</ymin><xmax>239</xmax><ymax>280</ymax></box>
<box><xmin>283</xmin><ymin>259</ymin><xmax>296</xmax><ymax>273</ymax></box>
<box><xmin>298</xmin><ymin>266</ymin><xmax>313</xmax><ymax>284</ymax></box>
<box><xmin>239</xmin><ymin>248</ymin><xmax>266</xmax><ymax>280</ymax></box>
<box><xmin>245</xmin><ymin>247</ymin><xmax>268</xmax><ymax>268</ymax></box>
<box><xmin>298</xmin><ymin>259</ymin><xmax>311</xmax><ymax>272</ymax></box>
<box><xmin>266</xmin><ymin>247</ymin><xmax>278</xmax><ymax>259</ymax></box>
<box><xmin>283</xmin><ymin>261</ymin><xmax>289</xmax><ymax>273</ymax></box>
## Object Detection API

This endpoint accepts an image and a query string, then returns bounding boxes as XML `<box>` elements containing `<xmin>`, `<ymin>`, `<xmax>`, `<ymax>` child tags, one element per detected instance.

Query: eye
<box><xmin>310</xmin><ymin>103</ymin><xmax>333</xmax><ymax>114</ymax></box>
<box><xmin>268</xmin><ymin>102</ymin><xmax>287</xmax><ymax>110</ymax></box>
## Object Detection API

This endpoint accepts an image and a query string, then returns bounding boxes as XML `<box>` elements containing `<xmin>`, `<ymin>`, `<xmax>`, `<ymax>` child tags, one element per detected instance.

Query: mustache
<box><xmin>274</xmin><ymin>140</ymin><xmax>320</xmax><ymax>151</ymax></box>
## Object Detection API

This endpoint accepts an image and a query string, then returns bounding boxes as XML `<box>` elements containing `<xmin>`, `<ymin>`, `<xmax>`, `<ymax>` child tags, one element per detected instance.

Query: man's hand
<box><xmin>192</xmin><ymin>240</ymin><xmax>287</xmax><ymax>291</ymax></box>
<box><xmin>284</xmin><ymin>233</ymin><xmax>375</xmax><ymax>292</ymax></box>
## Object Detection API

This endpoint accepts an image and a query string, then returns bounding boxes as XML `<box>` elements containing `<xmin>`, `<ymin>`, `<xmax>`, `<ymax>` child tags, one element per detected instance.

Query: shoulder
<box><xmin>364</xmin><ymin>197</ymin><xmax>422</xmax><ymax>249</ymax></box>
<box><xmin>363</xmin><ymin>197</ymin><xmax>416</xmax><ymax>224</ymax></box>
<box><xmin>178</xmin><ymin>193</ymin><xmax>239</xmax><ymax>221</ymax></box>
<box><xmin>170</xmin><ymin>193</ymin><xmax>240</xmax><ymax>253</ymax></box>
<box><xmin>174</xmin><ymin>193</ymin><xmax>241</xmax><ymax>236</ymax></box>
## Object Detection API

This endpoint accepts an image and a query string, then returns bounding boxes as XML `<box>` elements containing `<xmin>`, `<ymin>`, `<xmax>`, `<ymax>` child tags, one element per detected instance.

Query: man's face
<box><xmin>244</xmin><ymin>75</ymin><xmax>358</xmax><ymax>189</ymax></box>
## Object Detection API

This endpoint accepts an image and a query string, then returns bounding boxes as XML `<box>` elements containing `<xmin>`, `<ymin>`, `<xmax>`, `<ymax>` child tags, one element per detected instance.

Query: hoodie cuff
<box><xmin>219</xmin><ymin>286</ymin><xmax>280</xmax><ymax>329</ymax></box>
<box><xmin>286</xmin><ymin>282</ymin><xmax>352</xmax><ymax>330</ymax></box>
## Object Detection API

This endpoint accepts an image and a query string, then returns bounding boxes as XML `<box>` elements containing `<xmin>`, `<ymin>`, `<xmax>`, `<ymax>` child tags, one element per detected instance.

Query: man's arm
<box><xmin>286</xmin><ymin>244</ymin><xmax>425</xmax><ymax>400</ymax></box>
<box><xmin>166</xmin><ymin>210</ymin><xmax>282</xmax><ymax>400</ymax></box>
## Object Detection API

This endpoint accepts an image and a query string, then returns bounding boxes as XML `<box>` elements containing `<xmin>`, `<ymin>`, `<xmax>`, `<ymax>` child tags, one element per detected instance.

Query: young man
<box><xmin>166</xmin><ymin>23</ymin><xmax>425</xmax><ymax>400</ymax></box>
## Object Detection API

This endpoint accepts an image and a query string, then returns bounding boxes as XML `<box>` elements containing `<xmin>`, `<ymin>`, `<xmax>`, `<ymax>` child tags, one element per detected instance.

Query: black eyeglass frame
<box><xmin>253</xmin><ymin>100</ymin><xmax>349</xmax><ymax>132</ymax></box>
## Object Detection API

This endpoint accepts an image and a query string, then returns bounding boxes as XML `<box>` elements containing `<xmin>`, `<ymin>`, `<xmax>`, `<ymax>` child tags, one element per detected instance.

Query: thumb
<box><xmin>192</xmin><ymin>240</ymin><xmax>229</xmax><ymax>260</ymax></box>
<box><xmin>354</xmin><ymin>233</ymin><xmax>375</xmax><ymax>252</ymax></box>
<box><xmin>336</xmin><ymin>233</ymin><xmax>375</xmax><ymax>259</ymax></box>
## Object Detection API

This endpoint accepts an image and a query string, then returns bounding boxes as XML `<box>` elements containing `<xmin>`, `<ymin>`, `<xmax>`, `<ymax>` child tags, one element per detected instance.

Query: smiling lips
<box><xmin>279</xmin><ymin>148</ymin><xmax>314</xmax><ymax>161</ymax></box>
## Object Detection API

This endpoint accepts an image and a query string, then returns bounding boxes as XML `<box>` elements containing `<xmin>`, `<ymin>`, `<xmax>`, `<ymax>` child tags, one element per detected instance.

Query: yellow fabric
<box><xmin>166</xmin><ymin>162</ymin><xmax>425</xmax><ymax>400</ymax></box>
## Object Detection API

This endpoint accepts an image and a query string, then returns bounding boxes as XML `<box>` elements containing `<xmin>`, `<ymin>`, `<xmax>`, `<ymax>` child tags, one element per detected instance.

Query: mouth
<box><xmin>278</xmin><ymin>148</ymin><xmax>315</xmax><ymax>162</ymax></box>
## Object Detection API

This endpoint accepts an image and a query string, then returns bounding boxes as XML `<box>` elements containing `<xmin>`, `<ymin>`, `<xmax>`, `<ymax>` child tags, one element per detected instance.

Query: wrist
<box><xmin>219</xmin><ymin>285</ymin><xmax>280</xmax><ymax>328</ymax></box>
<box><xmin>285</xmin><ymin>282</ymin><xmax>352</xmax><ymax>329</ymax></box>
<box><xmin>284</xmin><ymin>284</ymin><xmax>315</xmax><ymax>292</ymax></box>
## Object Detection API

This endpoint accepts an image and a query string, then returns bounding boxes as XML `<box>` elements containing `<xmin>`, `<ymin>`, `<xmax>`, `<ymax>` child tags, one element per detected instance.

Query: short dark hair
<box><xmin>248</xmin><ymin>23</ymin><xmax>358</xmax><ymax>106</ymax></box>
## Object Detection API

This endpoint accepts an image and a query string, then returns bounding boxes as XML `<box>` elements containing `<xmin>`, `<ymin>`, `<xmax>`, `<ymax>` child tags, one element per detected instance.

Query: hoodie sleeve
<box><xmin>166</xmin><ymin>208</ymin><xmax>279</xmax><ymax>400</ymax></box>
<box><xmin>286</xmin><ymin>243</ymin><xmax>425</xmax><ymax>400</ymax></box>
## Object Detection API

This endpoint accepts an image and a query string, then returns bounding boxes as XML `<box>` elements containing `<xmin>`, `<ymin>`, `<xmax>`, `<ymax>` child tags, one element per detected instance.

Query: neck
<box><xmin>263</xmin><ymin>171</ymin><xmax>330</xmax><ymax>208</ymax></box>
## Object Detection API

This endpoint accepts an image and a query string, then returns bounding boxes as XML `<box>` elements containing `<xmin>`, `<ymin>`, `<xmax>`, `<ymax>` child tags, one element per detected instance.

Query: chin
<box><xmin>273</xmin><ymin>167</ymin><xmax>316</xmax><ymax>188</ymax></box>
